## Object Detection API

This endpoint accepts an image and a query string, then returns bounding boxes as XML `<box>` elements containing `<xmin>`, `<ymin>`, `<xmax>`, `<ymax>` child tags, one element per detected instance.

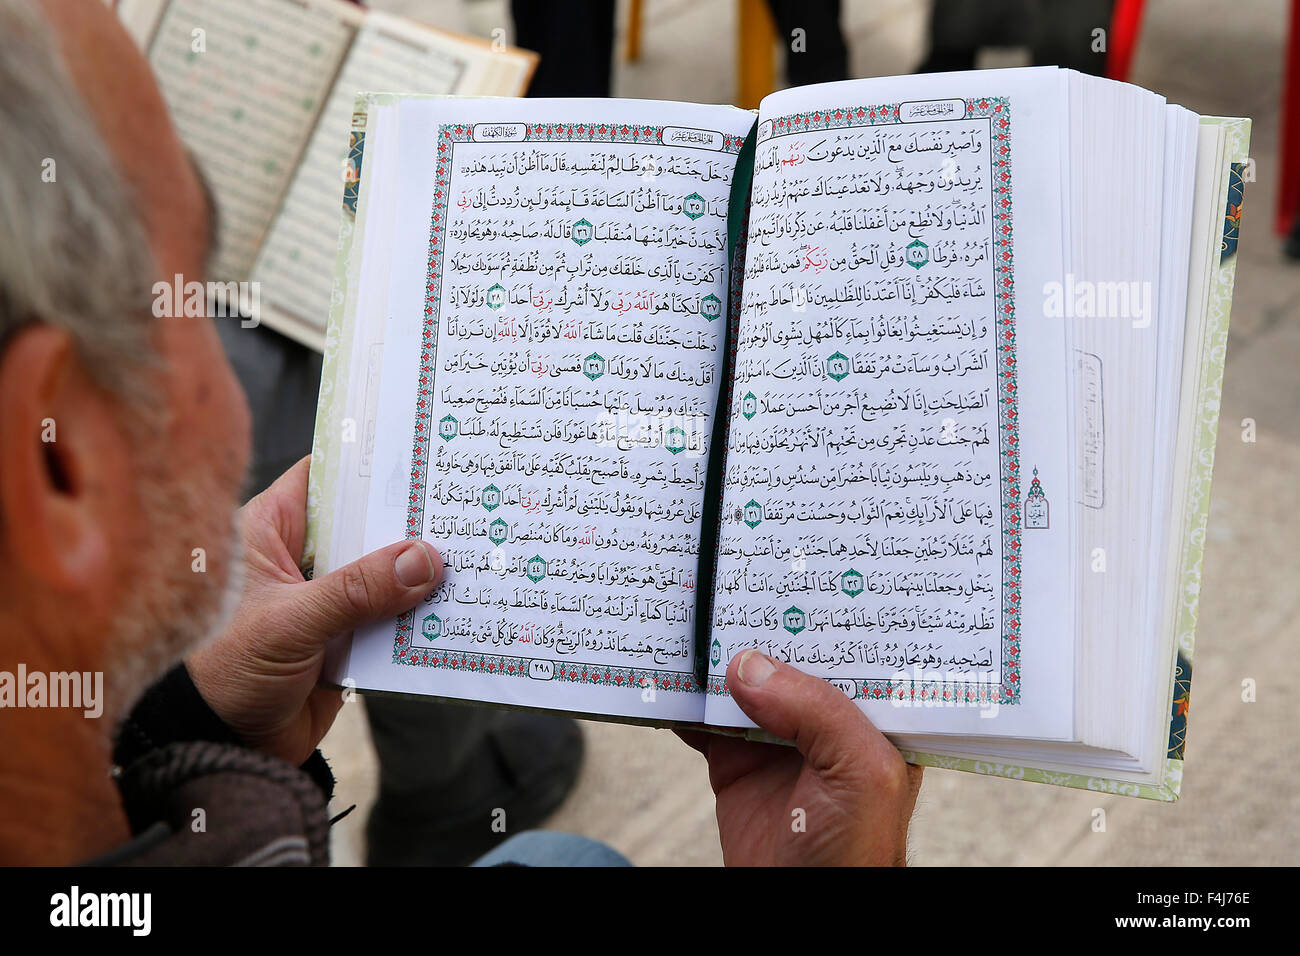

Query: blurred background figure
<box><xmin>514</xmin><ymin>0</ymin><xmax>849</xmax><ymax>98</ymax></box>
<box><xmin>765</xmin><ymin>0</ymin><xmax>850</xmax><ymax>86</ymax></box>
<box><xmin>510</xmin><ymin>0</ymin><xmax>617</xmax><ymax>96</ymax></box>
<box><xmin>916</xmin><ymin>0</ymin><xmax>1115</xmax><ymax>75</ymax></box>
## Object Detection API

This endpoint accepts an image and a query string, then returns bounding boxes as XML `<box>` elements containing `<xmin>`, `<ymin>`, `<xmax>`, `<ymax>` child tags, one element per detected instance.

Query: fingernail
<box><xmin>395</xmin><ymin>542</ymin><xmax>436</xmax><ymax>587</ymax></box>
<box><xmin>737</xmin><ymin>649</ymin><xmax>776</xmax><ymax>687</ymax></box>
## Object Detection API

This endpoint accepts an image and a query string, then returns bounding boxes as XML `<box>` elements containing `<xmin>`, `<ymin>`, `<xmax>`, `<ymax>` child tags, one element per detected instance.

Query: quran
<box><xmin>306</xmin><ymin>68</ymin><xmax>1249</xmax><ymax>800</ymax></box>
<box><xmin>118</xmin><ymin>0</ymin><xmax>536</xmax><ymax>349</ymax></box>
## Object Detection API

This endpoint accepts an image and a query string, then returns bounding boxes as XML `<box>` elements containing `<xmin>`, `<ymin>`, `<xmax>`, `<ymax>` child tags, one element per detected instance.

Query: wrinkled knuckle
<box><xmin>338</xmin><ymin>563</ymin><xmax>377</xmax><ymax>615</ymax></box>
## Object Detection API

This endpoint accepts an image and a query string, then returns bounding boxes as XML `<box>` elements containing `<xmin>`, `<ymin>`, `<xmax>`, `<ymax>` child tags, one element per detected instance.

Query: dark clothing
<box><xmin>95</xmin><ymin>664</ymin><xmax>335</xmax><ymax>866</ymax></box>
<box><xmin>510</xmin><ymin>0</ymin><xmax>848</xmax><ymax>98</ymax></box>
<box><xmin>917</xmin><ymin>0</ymin><xmax>1115</xmax><ymax>76</ymax></box>
<box><xmin>767</xmin><ymin>0</ymin><xmax>848</xmax><ymax>87</ymax></box>
<box><xmin>512</xmin><ymin>0</ymin><xmax>617</xmax><ymax>97</ymax></box>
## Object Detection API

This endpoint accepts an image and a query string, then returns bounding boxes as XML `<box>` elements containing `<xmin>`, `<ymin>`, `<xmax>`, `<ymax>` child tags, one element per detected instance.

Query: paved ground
<box><xmin>321</xmin><ymin>0</ymin><xmax>1300</xmax><ymax>866</ymax></box>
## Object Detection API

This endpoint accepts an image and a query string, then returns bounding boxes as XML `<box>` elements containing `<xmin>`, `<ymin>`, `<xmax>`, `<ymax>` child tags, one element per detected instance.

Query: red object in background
<box><xmin>1277</xmin><ymin>0</ymin><xmax>1300</xmax><ymax>234</ymax></box>
<box><xmin>1106</xmin><ymin>0</ymin><xmax>1145</xmax><ymax>83</ymax></box>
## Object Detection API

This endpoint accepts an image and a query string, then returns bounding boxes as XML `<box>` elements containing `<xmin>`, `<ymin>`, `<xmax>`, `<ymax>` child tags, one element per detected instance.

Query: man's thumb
<box><xmin>725</xmin><ymin>649</ymin><xmax>898</xmax><ymax>775</ymax></box>
<box><xmin>295</xmin><ymin>540</ymin><xmax>443</xmax><ymax>638</ymax></box>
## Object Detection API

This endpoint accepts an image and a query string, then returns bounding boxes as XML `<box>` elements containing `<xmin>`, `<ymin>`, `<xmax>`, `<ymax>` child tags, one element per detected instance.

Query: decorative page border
<box><xmin>706</xmin><ymin>97</ymin><xmax>1021</xmax><ymax>706</ymax></box>
<box><xmin>392</xmin><ymin>121</ymin><xmax>743</xmax><ymax>694</ymax></box>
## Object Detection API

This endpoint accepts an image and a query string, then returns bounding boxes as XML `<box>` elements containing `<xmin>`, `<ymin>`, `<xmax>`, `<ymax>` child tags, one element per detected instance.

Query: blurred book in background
<box><xmin>119</xmin><ymin>0</ymin><xmax>536</xmax><ymax>349</ymax></box>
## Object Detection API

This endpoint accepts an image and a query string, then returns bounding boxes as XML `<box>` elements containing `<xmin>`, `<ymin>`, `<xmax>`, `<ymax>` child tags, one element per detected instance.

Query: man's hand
<box><xmin>187</xmin><ymin>457</ymin><xmax>444</xmax><ymax>765</ymax></box>
<box><xmin>679</xmin><ymin>649</ymin><xmax>922</xmax><ymax>866</ymax></box>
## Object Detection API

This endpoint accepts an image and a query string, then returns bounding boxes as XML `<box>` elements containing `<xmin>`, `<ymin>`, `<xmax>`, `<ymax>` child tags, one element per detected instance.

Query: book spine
<box><xmin>693</xmin><ymin>119</ymin><xmax>758</xmax><ymax>690</ymax></box>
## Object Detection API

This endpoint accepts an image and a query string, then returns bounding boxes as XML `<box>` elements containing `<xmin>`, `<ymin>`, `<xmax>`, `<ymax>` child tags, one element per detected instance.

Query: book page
<box><xmin>706</xmin><ymin>70</ymin><xmax>1075</xmax><ymax>740</ymax></box>
<box><xmin>252</xmin><ymin>13</ymin><xmax>537</xmax><ymax>347</ymax></box>
<box><xmin>337</xmin><ymin>98</ymin><xmax>755</xmax><ymax>723</ymax></box>
<box><xmin>137</xmin><ymin>0</ymin><xmax>360</xmax><ymax>280</ymax></box>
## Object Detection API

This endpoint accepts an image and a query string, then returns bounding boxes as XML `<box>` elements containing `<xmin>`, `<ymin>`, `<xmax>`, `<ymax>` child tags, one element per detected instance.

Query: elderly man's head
<box><xmin>0</xmin><ymin>0</ymin><xmax>251</xmax><ymax>723</ymax></box>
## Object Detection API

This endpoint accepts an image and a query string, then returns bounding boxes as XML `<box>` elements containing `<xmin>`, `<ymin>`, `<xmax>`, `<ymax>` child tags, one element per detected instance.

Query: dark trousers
<box><xmin>917</xmin><ymin>0</ymin><xmax>1115</xmax><ymax>76</ymax></box>
<box><xmin>511</xmin><ymin>0</ymin><xmax>848</xmax><ymax>97</ymax></box>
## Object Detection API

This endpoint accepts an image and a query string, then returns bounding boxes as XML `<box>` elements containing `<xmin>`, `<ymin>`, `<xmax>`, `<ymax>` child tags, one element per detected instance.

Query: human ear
<box><xmin>0</xmin><ymin>324</ymin><xmax>132</xmax><ymax>595</ymax></box>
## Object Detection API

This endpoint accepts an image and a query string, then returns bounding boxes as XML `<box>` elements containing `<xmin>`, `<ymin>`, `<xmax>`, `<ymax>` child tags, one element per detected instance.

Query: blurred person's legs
<box><xmin>917</xmin><ymin>0</ymin><xmax>1113</xmax><ymax>76</ymax></box>
<box><xmin>1285</xmin><ymin>210</ymin><xmax>1300</xmax><ymax>259</ymax></box>
<box><xmin>216</xmin><ymin>322</ymin><xmax>583</xmax><ymax>865</ymax></box>
<box><xmin>915</xmin><ymin>0</ymin><xmax>991</xmax><ymax>73</ymax></box>
<box><xmin>511</xmin><ymin>0</ymin><xmax>616</xmax><ymax>96</ymax></box>
<box><xmin>511</xmin><ymin>0</ymin><xmax>847</xmax><ymax>96</ymax></box>
<box><xmin>766</xmin><ymin>0</ymin><xmax>849</xmax><ymax>86</ymax></box>
<box><xmin>220</xmin><ymin>322</ymin><xmax>324</xmax><ymax>492</ymax></box>
<box><xmin>1026</xmin><ymin>0</ymin><xmax>1114</xmax><ymax>74</ymax></box>
<box><xmin>366</xmin><ymin>697</ymin><xmax>583</xmax><ymax>865</ymax></box>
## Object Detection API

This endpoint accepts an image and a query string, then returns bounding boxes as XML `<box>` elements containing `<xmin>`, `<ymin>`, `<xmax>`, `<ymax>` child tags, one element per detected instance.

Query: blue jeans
<box><xmin>471</xmin><ymin>831</ymin><xmax>632</xmax><ymax>867</ymax></box>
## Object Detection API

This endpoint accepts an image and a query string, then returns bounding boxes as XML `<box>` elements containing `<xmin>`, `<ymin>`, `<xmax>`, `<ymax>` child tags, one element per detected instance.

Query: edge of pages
<box><xmin>881</xmin><ymin>115</ymin><xmax>1249</xmax><ymax>802</ymax></box>
<box><xmin>305</xmin><ymin>92</ymin><xmax>386</xmax><ymax>575</ymax></box>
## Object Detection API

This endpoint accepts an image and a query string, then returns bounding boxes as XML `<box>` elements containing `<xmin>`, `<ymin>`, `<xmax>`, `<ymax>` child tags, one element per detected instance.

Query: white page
<box><xmin>139</xmin><ymin>0</ymin><xmax>360</xmax><ymax>281</ymax></box>
<box><xmin>252</xmin><ymin>13</ymin><xmax>535</xmax><ymax>347</ymax></box>
<box><xmin>339</xmin><ymin>97</ymin><xmax>755</xmax><ymax>723</ymax></box>
<box><xmin>704</xmin><ymin>69</ymin><xmax>1075</xmax><ymax>741</ymax></box>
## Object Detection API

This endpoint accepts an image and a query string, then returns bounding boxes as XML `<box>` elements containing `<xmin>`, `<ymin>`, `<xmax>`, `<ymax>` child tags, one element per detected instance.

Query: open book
<box><xmin>118</xmin><ymin>0</ymin><xmax>536</xmax><ymax>349</ymax></box>
<box><xmin>306</xmin><ymin>68</ymin><xmax>1249</xmax><ymax>801</ymax></box>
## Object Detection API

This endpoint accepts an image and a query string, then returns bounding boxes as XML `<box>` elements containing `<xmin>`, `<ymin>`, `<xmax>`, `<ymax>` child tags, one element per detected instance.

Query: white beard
<box><xmin>102</xmin><ymin>454</ymin><xmax>247</xmax><ymax>729</ymax></box>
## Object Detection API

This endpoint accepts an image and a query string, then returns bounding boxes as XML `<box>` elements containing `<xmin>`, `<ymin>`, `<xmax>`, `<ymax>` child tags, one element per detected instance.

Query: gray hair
<box><xmin>0</xmin><ymin>0</ymin><xmax>158</xmax><ymax>403</ymax></box>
